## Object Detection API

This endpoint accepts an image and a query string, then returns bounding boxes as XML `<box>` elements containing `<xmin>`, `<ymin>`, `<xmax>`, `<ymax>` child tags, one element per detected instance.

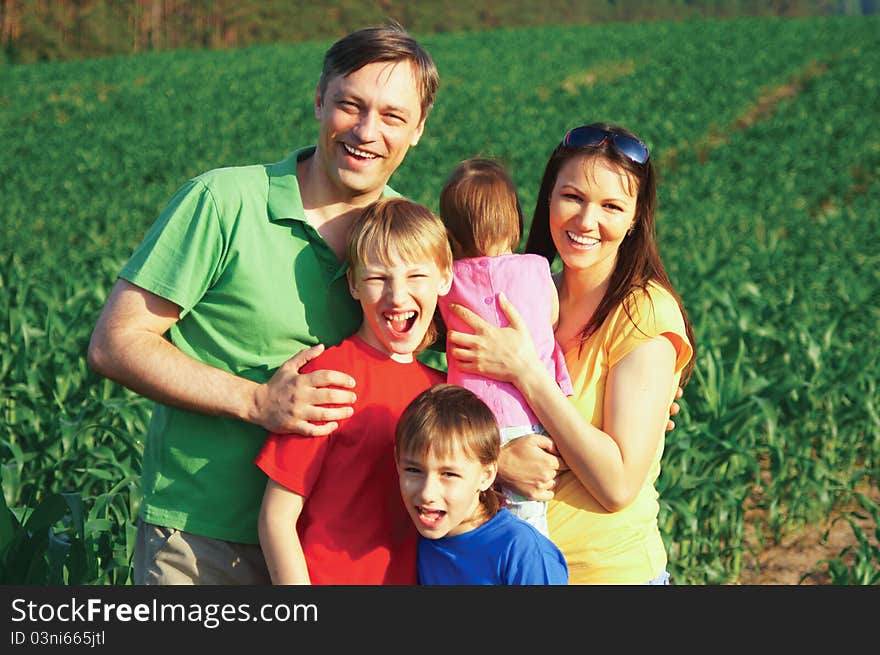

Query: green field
<box><xmin>2</xmin><ymin>15</ymin><xmax>879</xmax><ymax>584</ymax></box>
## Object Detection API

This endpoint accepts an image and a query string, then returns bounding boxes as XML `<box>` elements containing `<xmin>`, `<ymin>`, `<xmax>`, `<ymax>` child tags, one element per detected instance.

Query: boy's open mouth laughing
<box><xmin>416</xmin><ymin>505</ymin><xmax>445</xmax><ymax>529</ymax></box>
<box><xmin>385</xmin><ymin>310</ymin><xmax>417</xmax><ymax>335</ymax></box>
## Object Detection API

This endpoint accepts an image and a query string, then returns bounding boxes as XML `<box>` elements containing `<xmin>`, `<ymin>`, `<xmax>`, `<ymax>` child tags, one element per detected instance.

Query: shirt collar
<box><xmin>266</xmin><ymin>146</ymin><xmax>402</xmax><ymax>223</ymax></box>
<box><xmin>266</xmin><ymin>146</ymin><xmax>314</xmax><ymax>222</ymax></box>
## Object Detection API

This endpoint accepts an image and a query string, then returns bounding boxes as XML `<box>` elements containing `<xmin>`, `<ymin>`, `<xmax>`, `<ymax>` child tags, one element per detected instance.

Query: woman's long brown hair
<box><xmin>525</xmin><ymin>122</ymin><xmax>696</xmax><ymax>384</ymax></box>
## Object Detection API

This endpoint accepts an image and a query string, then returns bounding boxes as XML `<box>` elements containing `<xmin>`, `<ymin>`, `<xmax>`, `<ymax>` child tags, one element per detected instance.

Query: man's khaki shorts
<box><xmin>134</xmin><ymin>521</ymin><xmax>271</xmax><ymax>585</ymax></box>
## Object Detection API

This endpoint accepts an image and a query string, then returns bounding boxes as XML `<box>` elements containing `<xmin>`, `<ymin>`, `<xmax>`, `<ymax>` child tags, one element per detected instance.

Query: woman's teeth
<box><xmin>567</xmin><ymin>231</ymin><xmax>599</xmax><ymax>246</ymax></box>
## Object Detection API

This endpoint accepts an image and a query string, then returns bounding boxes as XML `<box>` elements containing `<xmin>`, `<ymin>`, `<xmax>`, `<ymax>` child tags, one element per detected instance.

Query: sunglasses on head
<box><xmin>561</xmin><ymin>125</ymin><xmax>650</xmax><ymax>165</ymax></box>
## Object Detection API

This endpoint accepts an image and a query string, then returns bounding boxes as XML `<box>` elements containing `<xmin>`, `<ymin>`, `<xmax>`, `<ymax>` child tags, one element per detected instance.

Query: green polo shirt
<box><xmin>120</xmin><ymin>147</ymin><xmax>398</xmax><ymax>543</ymax></box>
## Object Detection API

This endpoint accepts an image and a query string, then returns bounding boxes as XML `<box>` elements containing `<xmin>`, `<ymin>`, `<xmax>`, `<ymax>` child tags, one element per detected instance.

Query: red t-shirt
<box><xmin>255</xmin><ymin>335</ymin><xmax>444</xmax><ymax>584</ymax></box>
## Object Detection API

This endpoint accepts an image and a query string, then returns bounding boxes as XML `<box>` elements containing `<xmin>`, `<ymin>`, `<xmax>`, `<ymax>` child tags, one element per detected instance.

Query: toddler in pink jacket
<box><xmin>436</xmin><ymin>158</ymin><xmax>572</xmax><ymax>536</ymax></box>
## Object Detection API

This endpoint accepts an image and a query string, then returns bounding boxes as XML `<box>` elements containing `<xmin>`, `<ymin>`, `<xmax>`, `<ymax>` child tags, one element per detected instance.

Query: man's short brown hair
<box><xmin>318</xmin><ymin>22</ymin><xmax>439</xmax><ymax>122</ymax></box>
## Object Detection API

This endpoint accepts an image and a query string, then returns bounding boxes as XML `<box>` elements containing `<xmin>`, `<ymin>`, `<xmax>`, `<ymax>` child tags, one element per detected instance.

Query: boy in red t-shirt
<box><xmin>255</xmin><ymin>197</ymin><xmax>453</xmax><ymax>584</ymax></box>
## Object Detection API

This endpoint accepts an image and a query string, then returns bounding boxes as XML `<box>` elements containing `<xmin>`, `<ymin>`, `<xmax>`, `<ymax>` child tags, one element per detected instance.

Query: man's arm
<box><xmin>87</xmin><ymin>278</ymin><xmax>357</xmax><ymax>436</ymax></box>
<box><xmin>497</xmin><ymin>434</ymin><xmax>565</xmax><ymax>501</ymax></box>
<box><xmin>258</xmin><ymin>480</ymin><xmax>311</xmax><ymax>585</ymax></box>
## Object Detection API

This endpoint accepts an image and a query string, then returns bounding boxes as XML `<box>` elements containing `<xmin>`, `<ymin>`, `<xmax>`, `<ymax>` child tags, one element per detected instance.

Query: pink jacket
<box><xmin>438</xmin><ymin>254</ymin><xmax>572</xmax><ymax>429</ymax></box>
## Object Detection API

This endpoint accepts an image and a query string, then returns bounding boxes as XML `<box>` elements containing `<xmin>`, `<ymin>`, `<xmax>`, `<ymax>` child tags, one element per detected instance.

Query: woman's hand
<box><xmin>446</xmin><ymin>292</ymin><xmax>542</xmax><ymax>384</ymax></box>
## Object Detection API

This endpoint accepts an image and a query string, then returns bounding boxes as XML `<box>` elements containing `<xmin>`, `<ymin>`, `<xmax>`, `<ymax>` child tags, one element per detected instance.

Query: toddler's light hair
<box><xmin>439</xmin><ymin>158</ymin><xmax>524</xmax><ymax>259</ymax></box>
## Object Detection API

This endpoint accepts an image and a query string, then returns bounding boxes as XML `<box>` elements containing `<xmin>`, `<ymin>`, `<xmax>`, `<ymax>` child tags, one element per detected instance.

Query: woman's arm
<box><xmin>515</xmin><ymin>335</ymin><xmax>677</xmax><ymax>511</ymax></box>
<box><xmin>447</xmin><ymin>294</ymin><xmax>678</xmax><ymax>512</ymax></box>
<box><xmin>258</xmin><ymin>480</ymin><xmax>311</xmax><ymax>584</ymax></box>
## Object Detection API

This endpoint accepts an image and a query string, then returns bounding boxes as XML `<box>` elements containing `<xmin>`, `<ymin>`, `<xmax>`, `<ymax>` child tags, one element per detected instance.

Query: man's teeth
<box><xmin>344</xmin><ymin>143</ymin><xmax>378</xmax><ymax>159</ymax></box>
<box><xmin>567</xmin><ymin>231</ymin><xmax>599</xmax><ymax>246</ymax></box>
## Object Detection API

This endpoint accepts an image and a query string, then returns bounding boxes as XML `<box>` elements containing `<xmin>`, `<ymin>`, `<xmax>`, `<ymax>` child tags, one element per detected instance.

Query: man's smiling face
<box><xmin>314</xmin><ymin>59</ymin><xmax>425</xmax><ymax>202</ymax></box>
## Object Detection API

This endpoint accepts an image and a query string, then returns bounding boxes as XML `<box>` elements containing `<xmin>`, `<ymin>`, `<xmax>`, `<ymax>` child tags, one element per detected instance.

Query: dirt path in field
<box><xmin>662</xmin><ymin>60</ymin><xmax>829</xmax><ymax>172</ymax></box>
<box><xmin>734</xmin><ymin>487</ymin><xmax>879</xmax><ymax>585</ymax></box>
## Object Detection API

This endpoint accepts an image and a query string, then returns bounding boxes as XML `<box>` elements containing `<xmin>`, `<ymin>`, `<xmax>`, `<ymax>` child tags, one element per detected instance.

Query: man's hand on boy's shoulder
<box><xmin>249</xmin><ymin>344</ymin><xmax>358</xmax><ymax>436</ymax></box>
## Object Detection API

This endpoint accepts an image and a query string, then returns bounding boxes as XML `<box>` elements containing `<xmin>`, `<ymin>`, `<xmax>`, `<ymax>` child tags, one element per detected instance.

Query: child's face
<box><xmin>397</xmin><ymin>443</ymin><xmax>497</xmax><ymax>539</ymax></box>
<box><xmin>348</xmin><ymin>246</ymin><xmax>452</xmax><ymax>362</ymax></box>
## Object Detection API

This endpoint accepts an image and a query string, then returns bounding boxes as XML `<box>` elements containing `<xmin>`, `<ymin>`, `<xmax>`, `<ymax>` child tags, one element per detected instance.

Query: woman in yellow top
<box><xmin>446</xmin><ymin>123</ymin><xmax>695</xmax><ymax>584</ymax></box>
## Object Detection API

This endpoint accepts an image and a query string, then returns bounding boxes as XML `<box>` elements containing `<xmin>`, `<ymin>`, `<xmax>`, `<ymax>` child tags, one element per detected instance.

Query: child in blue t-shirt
<box><xmin>395</xmin><ymin>383</ymin><xmax>568</xmax><ymax>585</ymax></box>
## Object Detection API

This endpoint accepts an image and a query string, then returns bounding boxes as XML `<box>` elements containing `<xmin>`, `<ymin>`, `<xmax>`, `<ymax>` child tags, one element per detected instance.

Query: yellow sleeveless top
<box><xmin>547</xmin><ymin>282</ymin><xmax>693</xmax><ymax>584</ymax></box>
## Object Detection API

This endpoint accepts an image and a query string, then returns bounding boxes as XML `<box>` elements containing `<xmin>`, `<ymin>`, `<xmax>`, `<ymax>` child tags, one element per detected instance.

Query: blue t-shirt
<box><xmin>417</xmin><ymin>509</ymin><xmax>568</xmax><ymax>585</ymax></box>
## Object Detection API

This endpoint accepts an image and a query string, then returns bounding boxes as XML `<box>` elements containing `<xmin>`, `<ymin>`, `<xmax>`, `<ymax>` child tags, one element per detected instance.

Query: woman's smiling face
<box><xmin>549</xmin><ymin>154</ymin><xmax>638</xmax><ymax>282</ymax></box>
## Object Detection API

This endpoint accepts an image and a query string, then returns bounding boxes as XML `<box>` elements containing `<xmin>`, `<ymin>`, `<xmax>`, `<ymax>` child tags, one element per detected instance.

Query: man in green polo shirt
<box><xmin>87</xmin><ymin>23</ymin><xmax>439</xmax><ymax>584</ymax></box>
